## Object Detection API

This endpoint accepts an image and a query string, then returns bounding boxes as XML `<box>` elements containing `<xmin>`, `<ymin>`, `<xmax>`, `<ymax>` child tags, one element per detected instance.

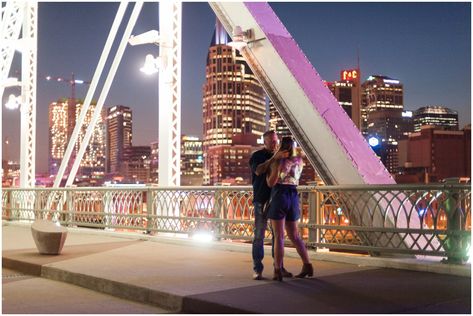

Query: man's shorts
<box><xmin>267</xmin><ymin>184</ymin><xmax>300</xmax><ymax>221</ymax></box>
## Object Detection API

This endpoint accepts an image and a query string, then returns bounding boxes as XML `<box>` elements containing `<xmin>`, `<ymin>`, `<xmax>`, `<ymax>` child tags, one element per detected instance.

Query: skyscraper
<box><xmin>49</xmin><ymin>100</ymin><xmax>69</xmax><ymax>176</ymax></box>
<box><xmin>362</xmin><ymin>75</ymin><xmax>404</xmax><ymax>139</ymax></box>
<box><xmin>48</xmin><ymin>98</ymin><xmax>106</xmax><ymax>180</ymax></box>
<box><xmin>202</xmin><ymin>19</ymin><xmax>265</xmax><ymax>185</ymax></box>
<box><xmin>121</xmin><ymin>146</ymin><xmax>151</xmax><ymax>183</ymax></box>
<box><xmin>269</xmin><ymin>100</ymin><xmax>291</xmax><ymax>137</ymax></box>
<box><xmin>327</xmin><ymin>69</ymin><xmax>362</xmax><ymax>129</ymax></box>
<box><xmin>106</xmin><ymin>105</ymin><xmax>132</xmax><ymax>175</ymax></box>
<box><xmin>413</xmin><ymin>106</ymin><xmax>459</xmax><ymax>132</ymax></box>
<box><xmin>181</xmin><ymin>135</ymin><xmax>204</xmax><ymax>186</ymax></box>
<box><xmin>362</xmin><ymin>75</ymin><xmax>406</xmax><ymax>174</ymax></box>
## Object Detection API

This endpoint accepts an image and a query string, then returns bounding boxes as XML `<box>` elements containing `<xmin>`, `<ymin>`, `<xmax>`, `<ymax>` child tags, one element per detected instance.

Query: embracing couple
<box><xmin>249</xmin><ymin>130</ymin><xmax>314</xmax><ymax>281</ymax></box>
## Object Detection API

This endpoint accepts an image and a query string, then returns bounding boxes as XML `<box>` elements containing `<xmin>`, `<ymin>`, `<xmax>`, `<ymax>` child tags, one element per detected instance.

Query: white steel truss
<box><xmin>20</xmin><ymin>1</ymin><xmax>37</xmax><ymax>188</ymax></box>
<box><xmin>65</xmin><ymin>2</ymin><xmax>143</xmax><ymax>186</ymax></box>
<box><xmin>158</xmin><ymin>1</ymin><xmax>181</xmax><ymax>186</ymax></box>
<box><xmin>0</xmin><ymin>1</ymin><xmax>36</xmax><ymax>188</ymax></box>
<box><xmin>53</xmin><ymin>1</ymin><xmax>129</xmax><ymax>187</ymax></box>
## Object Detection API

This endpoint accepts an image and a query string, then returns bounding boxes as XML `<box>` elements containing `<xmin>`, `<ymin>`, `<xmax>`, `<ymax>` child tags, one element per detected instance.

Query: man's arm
<box><xmin>255</xmin><ymin>156</ymin><xmax>274</xmax><ymax>176</ymax></box>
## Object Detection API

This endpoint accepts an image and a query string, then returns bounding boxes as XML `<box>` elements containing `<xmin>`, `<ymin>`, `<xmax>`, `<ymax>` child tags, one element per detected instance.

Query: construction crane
<box><xmin>45</xmin><ymin>72</ymin><xmax>91</xmax><ymax>139</ymax></box>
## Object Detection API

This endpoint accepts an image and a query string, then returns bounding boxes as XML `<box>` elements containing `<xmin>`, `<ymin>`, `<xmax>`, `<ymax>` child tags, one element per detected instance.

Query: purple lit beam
<box><xmin>245</xmin><ymin>2</ymin><xmax>394</xmax><ymax>185</ymax></box>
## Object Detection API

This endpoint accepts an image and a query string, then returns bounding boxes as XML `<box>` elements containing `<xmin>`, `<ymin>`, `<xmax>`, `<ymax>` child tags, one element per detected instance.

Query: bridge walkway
<box><xmin>2</xmin><ymin>223</ymin><xmax>470</xmax><ymax>313</ymax></box>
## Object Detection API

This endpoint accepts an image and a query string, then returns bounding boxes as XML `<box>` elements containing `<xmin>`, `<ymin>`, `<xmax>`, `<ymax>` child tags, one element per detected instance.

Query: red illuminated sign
<box><xmin>341</xmin><ymin>69</ymin><xmax>358</xmax><ymax>82</ymax></box>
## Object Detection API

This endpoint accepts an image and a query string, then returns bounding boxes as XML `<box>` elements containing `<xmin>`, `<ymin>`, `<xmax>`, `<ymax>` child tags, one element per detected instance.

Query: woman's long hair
<box><xmin>280</xmin><ymin>136</ymin><xmax>297</xmax><ymax>158</ymax></box>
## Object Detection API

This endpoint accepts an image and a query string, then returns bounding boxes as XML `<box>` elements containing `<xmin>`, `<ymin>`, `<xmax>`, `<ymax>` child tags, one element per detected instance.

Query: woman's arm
<box><xmin>255</xmin><ymin>150</ymin><xmax>287</xmax><ymax>176</ymax></box>
<box><xmin>266</xmin><ymin>160</ymin><xmax>280</xmax><ymax>188</ymax></box>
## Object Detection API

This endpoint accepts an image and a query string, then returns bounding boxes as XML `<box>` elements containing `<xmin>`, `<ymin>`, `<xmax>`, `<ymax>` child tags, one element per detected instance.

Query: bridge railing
<box><xmin>2</xmin><ymin>184</ymin><xmax>470</xmax><ymax>263</ymax></box>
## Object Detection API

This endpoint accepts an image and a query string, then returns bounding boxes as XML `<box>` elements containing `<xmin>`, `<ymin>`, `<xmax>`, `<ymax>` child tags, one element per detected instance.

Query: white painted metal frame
<box><xmin>0</xmin><ymin>1</ymin><xmax>36</xmax><ymax>188</ymax></box>
<box><xmin>158</xmin><ymin>1</ymin><xmax>181</xmax><ymax>187</ymax></box>
<box><xmin>53</xmin><ymin>1</ymin><xmax>129</xmax><ymax>187</ymax></box>
<box><xmin>19</xmin><ymin>1</ymin><xmax>37</xmax><ymax>188</ymax></box>
<box><xmin>65</xmin><ymin>2</ymin><xmax>143</xmax><ymax>187</ymax></box>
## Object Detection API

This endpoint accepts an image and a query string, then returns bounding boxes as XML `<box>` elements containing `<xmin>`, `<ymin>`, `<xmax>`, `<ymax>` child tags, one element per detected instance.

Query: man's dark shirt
<box><xmin>249</xmin><ymin>148</ymin><xmax>273</xmax><ymax>204</ymax></box>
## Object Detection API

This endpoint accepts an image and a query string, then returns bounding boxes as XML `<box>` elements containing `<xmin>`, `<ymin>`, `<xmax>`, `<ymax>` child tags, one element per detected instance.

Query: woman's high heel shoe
<box><xmin>273</xmin><ymin>268</ymin><xmax>283</xmax><ymax>282</ymax></box>
<box><xmin>295</xmin><ymin>263</ymin><xmax>314</xmax><ymax>278</ymax></box>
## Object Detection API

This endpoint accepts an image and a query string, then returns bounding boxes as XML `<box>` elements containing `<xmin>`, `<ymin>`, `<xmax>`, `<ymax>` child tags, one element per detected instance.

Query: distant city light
<box><xmin>402</xmin><ymin>111</ymin><xmax>413</xmax><ymax>117</ymax></box>
<box><xmin>383</xmin><ymin>79</ymin><xmax>400</xmax><ymax>84</ymax></box>
<box><xmin>368</xmin><ymin>137</ymin><xmax>379</xmax><ymax>147</ymax></box>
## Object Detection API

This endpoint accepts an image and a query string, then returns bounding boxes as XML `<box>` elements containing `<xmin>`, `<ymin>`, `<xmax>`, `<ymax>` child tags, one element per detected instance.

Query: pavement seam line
<box><xmin>40</xmin><ymin>265</ymin><xmax>183</xmax><ymax>313</ymax></box>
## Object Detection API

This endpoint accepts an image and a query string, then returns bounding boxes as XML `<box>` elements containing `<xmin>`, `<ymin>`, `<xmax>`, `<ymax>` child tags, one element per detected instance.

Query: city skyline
<box><xmin>1</xmin><ymin>2</ymin><xmax>470</xmax><ymax>173</ymax></box>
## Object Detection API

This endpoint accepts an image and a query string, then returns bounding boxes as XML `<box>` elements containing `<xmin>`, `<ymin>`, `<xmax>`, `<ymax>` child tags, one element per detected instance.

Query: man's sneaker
<box><xmin>281</xmin><ymin>267</ymin><xmax>293</xmax><ymax>278</ymax></box>
<box><xmin>253</xmin><ymin>272</ymin><xmax>263</xmax><ymax>280</ymax></box>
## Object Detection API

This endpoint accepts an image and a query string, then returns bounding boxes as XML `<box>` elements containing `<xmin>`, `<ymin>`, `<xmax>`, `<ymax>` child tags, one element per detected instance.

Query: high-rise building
<box><xmin>362</xmin><ymin>75</ymin><xmax>406</xmax><ymax>174</ymax></box>
<box><xmin>75</xmin><ymin>102</ymin><xmax>106</xmax><ymax>180</ymax></box>
<box><xmin>327</xmin><ymin>69</ymin><xmax>362</xmax><ymax>129</ymax></box>
<box><xmin>202</xmin><ymin>19</ymin><xmax>266</xmax><ymax>185</ymax></box>
<box><xmin>362</xmin><ymin>75</ymin><xmax>404</xmax><ymax>136</ymax></box>
<box><xmin>48</xmin><ymin>98</ymin><xmax>106</xmax><ymax>180</ymax></box>
<box><xmin>413</xmin><ymin>106</ymin><xmax>459</xmax><ymax>132</ymax></box>
<box><xmin>367</xmin><ymin>109</ymin><xmax>414</xmax><ymax>145</ymax></box>
<box><xmin>206</xmin><ymin>143</ymin><xmax>256</xmax><ymax>185</ymax></box>
<box><xmin>397</xmin><ymin>125</ymin><xmax>470</xmax><ymax>183</ymax></box>
<box><xmin>121</xmin><ymin>146</ymin><xmax>151</xmax><ymax>183</ymax></box>
<box><xmin>49</xmin><ymin>100</ymin><xmax>69</xmax><ymax>176</ymax></box>
<box><xmin>363</xmin><ymin>75</ymin><xmax>403</xmax><ymax>112</ymax></box>
<box><xmin>106</xmin><ymin>105</ymin><xmax>132</xmax><ymax>175</ymax></box>
<box><xmin>149</xmin><ymin>136</ymin><xmax>204</xmax><ymax>185</ymax></box>
<box><xmin>149</xmin><ymin>141</ymin><xmax>159</xmax><ymax>183</ymax></box>
<box><xmin>269</xmin><ymin>100</ymin><xmax>291</xmax><ymax>137</ymax></box>
<box><xmin>181</xmin><ymin>135</ymin><xmax>204</xmax><ymax>186</ymax></box>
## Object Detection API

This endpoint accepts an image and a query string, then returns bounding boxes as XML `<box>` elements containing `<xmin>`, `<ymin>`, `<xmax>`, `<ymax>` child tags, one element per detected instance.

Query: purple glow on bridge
<box><xmin>245</xmin><ymin>2</ymin><xmax>395</xmax><ymax>184</ymax></box>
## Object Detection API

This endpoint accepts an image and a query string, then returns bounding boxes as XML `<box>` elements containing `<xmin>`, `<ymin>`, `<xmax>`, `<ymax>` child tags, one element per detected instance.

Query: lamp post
<box><xmin>128</xmin><ymin>2</ymin><xmax>181</xmax><ymax>187</ymax></box>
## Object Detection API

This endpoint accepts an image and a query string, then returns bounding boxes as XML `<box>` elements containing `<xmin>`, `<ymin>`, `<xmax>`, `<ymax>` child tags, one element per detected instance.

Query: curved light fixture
<box><xmin>5</xmin><ymin>94</ymin><xmax>21</xmax><ymax>110</ymax></box>
<box><xmin>228</xmin><ymin>26</ymin><xmax>254</xmax><ymax>51</ymax></box>
<box><xmin>140</xmin><ymin>54</ymin><xmax>163</xmax><ymax>75</ymax></box>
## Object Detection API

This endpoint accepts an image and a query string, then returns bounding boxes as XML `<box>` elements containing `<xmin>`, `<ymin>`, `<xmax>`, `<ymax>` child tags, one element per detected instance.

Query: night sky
<box><xmin>2</xmin><ymin>2</ymin><xmax>470</xmax><ymax>173</ymax></box>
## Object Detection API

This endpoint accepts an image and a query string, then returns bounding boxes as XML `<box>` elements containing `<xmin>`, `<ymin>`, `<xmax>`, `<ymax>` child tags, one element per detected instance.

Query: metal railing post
<box><xmin>33</xmin><ymin>190</ymin><xmax>41</xmax><ymax>220</ymax></box>
<box><xmin>444</xmin><ymin>179</ymin><xmax>465</xmax><ymax>264</ymax></box>
<box><xmin>307</xmin><ymin>188</ymin><xmax>317</xmax><ymax>248</ymax></box>
<box><xmin>146</xmin><ymin>188</ymin><xmax>154</xmax><ymax>234</ymax></box>
<box><xmin>67</xmin><ymin>189</ymin><xmax>74</xmax><ymax>227</ymax></box>
<box><xmin>214</xmin><ymin>189</ymin><xmax>222</xmax><ymax>240</ymax></box>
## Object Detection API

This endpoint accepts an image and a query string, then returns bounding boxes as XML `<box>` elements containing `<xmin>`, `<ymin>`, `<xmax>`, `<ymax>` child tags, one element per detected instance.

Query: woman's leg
<box><xmin>271</xmin><ymin>218</ymin><xmax>285</xmax><ymax>270</ymax></box>
<box><xmin>285</xmin><ymin>220</ymin><xmax>310</xmax><ymax>264</ymax></box>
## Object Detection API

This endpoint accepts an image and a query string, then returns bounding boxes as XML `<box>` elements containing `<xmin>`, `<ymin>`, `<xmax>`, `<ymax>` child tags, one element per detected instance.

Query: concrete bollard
<box><xmin>31</xmin><ymin>220</ymin><xmax>68</xmax><ymax>255</ymax></box>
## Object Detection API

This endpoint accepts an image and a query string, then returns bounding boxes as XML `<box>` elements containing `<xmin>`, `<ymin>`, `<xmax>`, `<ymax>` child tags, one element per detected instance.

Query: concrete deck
<box><xmin>2</xmin><ymin>222</ymin><xmax>471</xmax><ymax>313</ymax></box>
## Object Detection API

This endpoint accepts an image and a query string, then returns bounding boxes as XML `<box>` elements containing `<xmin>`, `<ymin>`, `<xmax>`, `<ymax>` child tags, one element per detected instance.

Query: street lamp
<box><xmin>5</xmin><ymin>94</ymin><xmax>21</xmax><ymax>110</ymax></box>
<box><xmin>129</xmin><ymin>30</ymin><xmax>167</xmax><ymax>75</ymax></box>
<box><xmin>140</xmin><ymin>54</ymin><xmax>165</xmax><ymax>75</ymax></box>
<box><xmin>127</xmin><ymin>8</ymin><xmax>181</xmax><ymax>188</ymax></box>
<box><xmin>1</xmin><ymin>77</ymin><xmax>22</xmax><ymax>110</ymax></box>
<box><xmin>227</xmin><ymin>26</ymin><xmax>265</xmax><ymax>51</ymax></box>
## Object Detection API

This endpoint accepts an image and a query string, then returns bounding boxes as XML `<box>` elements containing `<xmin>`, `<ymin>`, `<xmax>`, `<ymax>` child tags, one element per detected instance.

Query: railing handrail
<box><xmin>3</xmin><ymin>183</ymin><xmax>471</xmax><ymax>192</ymax></box>
<box><xmin>3</xmin><ymin>183</ymin><xmax>470</xmax><ymax>262</ymax></box>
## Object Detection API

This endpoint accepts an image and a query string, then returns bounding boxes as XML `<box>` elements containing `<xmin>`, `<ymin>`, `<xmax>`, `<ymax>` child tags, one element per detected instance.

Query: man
<box><xmin>249</xmin><ymin>130</ymin><xmax>293</xmax><ymax>280</ymax></box>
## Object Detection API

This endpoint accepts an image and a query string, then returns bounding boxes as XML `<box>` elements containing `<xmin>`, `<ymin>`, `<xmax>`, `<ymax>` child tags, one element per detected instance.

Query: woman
<box><xmin>266</xmin><ymin>136</ymin><xmax>313</xmax><ymax>281</ymax></box>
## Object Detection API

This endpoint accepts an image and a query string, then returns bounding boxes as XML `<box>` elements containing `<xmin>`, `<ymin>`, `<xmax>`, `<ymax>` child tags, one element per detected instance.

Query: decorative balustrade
<box><xmin>2</xmin><ymin>183</ymin><xmax>470</xmax><ymax>263</ymax></box>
